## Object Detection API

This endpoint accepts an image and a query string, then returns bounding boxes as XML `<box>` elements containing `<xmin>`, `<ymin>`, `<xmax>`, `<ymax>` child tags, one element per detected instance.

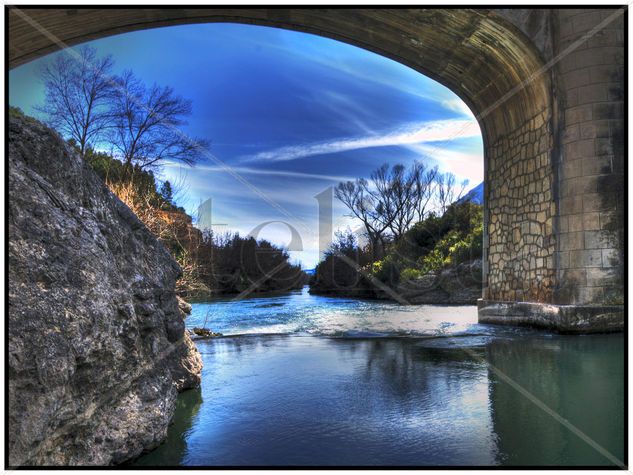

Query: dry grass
<box><xmin>106</xmin><ymin>179</ymin><xmax>209</xmax><ymax>294</ymax></box>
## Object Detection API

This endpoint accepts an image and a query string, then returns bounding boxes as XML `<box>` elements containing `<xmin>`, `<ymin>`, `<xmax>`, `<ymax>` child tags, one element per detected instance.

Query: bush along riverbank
<box><xmin>310</xmin><ymin>200</ymin><xmax>483</xmax><ymax>304</ymax></box>
<box><xmin>76</xmin><ymin>132</ymin><xmax>307</xmax><ymax>298</ymax></box>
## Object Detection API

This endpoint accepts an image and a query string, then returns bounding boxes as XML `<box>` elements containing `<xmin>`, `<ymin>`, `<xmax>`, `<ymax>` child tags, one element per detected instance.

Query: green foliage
<box><xmin>311</xmin><ymin>229</ymin><xmax>374</xmax><ymax>295</ymax></box>
<box><xmin>195</xmin><ymin>232</ymin><xmax>305</xmax><ymax>295</ymax></box>
<box><xmin>159</xmin><ymin>181</ymin><xmax>174</xmax><ymax>203</ymax></box>
<box><xmin>80</xmin><ymin>145</ymin><xmax>185</xmax><ymax>213</ymax></box>
<box><xmin>418</xmin><ymin>204</ymin><xmax>483</xmax><ymax>273</ymax></box>
<box><xmin>400</xmin><ymin>267</ymin><xmax>423</xmax><ymax>281</ymax></box>
<box><xmin>9</xmin><ymin>106</ymin><xmax>40</xmax><ymax>126</ymax></box>
<box><xmin>369</xmin><ymin>254</ymin><xmax>401</xmax><ymax>286</ymax></box>
<box><xmin>313</xmin><ymin>201</ymin><xmax>484</xmax><ymax>292</ymax></box>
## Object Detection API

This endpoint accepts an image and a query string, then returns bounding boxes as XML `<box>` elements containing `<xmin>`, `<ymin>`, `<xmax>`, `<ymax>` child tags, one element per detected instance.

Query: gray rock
<box><xmin>8</xmin><ymin>115</ymin><xmax>202</xmax><ymax>466</ymax></box>
<box><xmin>177</xmin><ymin>296</ymin><xmax>192</xmax><ymax>315</ymax></box>
<box><xmin>394</xmin><ymin>260</ymin><xmax>483</xmax><ymax>304</ymax></box>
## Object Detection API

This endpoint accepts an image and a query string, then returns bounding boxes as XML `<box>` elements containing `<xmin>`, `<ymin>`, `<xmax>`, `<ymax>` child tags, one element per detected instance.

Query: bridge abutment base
<box><xmin>477</xmin><ymin>299</ymin><xmax>623</xmax><ymax>334</ymax></box>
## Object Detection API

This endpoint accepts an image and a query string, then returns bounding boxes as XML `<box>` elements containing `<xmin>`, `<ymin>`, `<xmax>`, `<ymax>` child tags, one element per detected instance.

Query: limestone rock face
<box><xmin>392</xmin><ymin>260</ymin><xmax>483</xmax><ymax>305</ymax></box>
<box><xmin>8</xmin><ymin>115</ymin><xmax>202</xmax><ymax>466</ymax></box>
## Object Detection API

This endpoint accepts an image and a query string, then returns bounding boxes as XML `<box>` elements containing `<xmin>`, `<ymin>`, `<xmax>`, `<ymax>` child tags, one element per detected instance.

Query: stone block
<box><xmin>581</xmin><ymin>156</ymin><xmax>612</xmax><ymax>176</ymax></box>
<box><xmin>582</xmin><ymin>212</ymin><xmax>601</xmax><ymax>231</ymax></box>
<box><xmin>601</xmin><ymin>248</ymin><xmax>621</xmax><ymax>268</ymax></box>
<box><xmin>580</xmin><ymin>120</ymin><xmax>611</xmax><ymax>139</ymax></box>
<box><xmin>560</xmin><ymin>195</ymin><xmax>583</xmax><ymax>214</ymax></box>
<box><xmin>593</xmin><ymin>102</ymin><xmax>624</xmax><ymax>120</ymax></box>
<box><xmin>572</xmin><ymin>11</ymin><xmax>602</xmax><ymax>33</ymax></box>
<box><xmin>587</xmin><ymin>29</ymin><xmax>622</xmax><ymax>48</ymax></box>
<box><xmin>558</xmin><ymin>216</ymin><xmax>569</xmax><ymax>233</ymax></box>
<box><xmin>566</xmin><ymin>87</ymin><xmax>579</xmax><ymax>107</ymax></box>
<box><xmin>559</xmin><ymin>231</ymin><xmax>584</xmax><ymax>251</ymax></box>
<box><xmin>562</xmin><ymin>176</ymin><xmax>598</xmax><ymax>197</ymax></box>
<box><xmin>563</xmin><ymin>68</ymin><xmax>592</xmax><ymax>89</ymax></box>
<box><xmin>582</xmin><ymin>192</ymin><xmax>609</xmax><ymax>212</ymax></box>
<box><xmin>477</xmin><ymin>299</ymin><xmax>623</xmax><ymax>333</ymax></box>
<box><xmin>576</xmin><ymin>47</ymin><xmax>624</xmax><ymax>69</ymax></box>
<box><xmin>560</xmin><ymin>160</ymin><xmax>583</xmax><ymax>180</ymax></box>
<box><xmin>565</xmin><ymin>104</ymin><xmax>593</xmax><ymax>125</ymax></box>
<box><xmin>570</xmin><ymin>249</ymin><xmax>603</xmax><ymax>267</ymax></box>
<box><xmin>607</xmin><ymin>82</ymin><xmax>624</xmax><ymax>101</ymax></box>
<box><xmin>568</xmin><ymin>214</ymin><xmax>584</xmax><ymax>232</ymax></box>
<box><xmin>586</xmin><ymin>267</ymin><xmax>619</xmax><ymax>286</ymax></box>
<box><xmin>594</xmin><ymin>138</ymin><xmax>614</xmax><ymax>156</ymax></box>
<box><xmin>574</xmin><ymin>286</ymin><xmax>604</xmax><ymax>305</ymax></box>
<box><xmin>561</xmin><ymin>268</ymin><xmax>587</xmax><ymax>286</ymax></box>
<box><xmin>599</xmin><ymin>211</ymin><xmax>618</xmax><ymax>229</ymax></box>
<box><xmin>589</xmin><ymin>65</ymin><xmax>624</xmax><ymax>85</ymax></box>
<box><xmin>584</xmin><ymin>229</ymin><xmax>618</xmax><ymax>249</ymax></box>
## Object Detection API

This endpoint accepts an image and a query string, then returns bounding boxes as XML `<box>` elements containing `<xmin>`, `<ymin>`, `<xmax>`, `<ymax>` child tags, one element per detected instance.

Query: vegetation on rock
<box><xmin>311</xmin><ymin>161</ymin><xmax>483</xmax><ymax>302</ymax></box>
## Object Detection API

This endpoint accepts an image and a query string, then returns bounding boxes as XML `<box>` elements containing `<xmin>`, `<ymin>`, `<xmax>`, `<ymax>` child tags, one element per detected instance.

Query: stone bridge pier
<box><xmin>8</xmin><ymin>7</ymin><xmax>625</xmax><ymax>332</ymax></box>
<box><xmin>478</xmin><ymin>8</ymin><xmax>625</xmax><ymax>331</ymax></box>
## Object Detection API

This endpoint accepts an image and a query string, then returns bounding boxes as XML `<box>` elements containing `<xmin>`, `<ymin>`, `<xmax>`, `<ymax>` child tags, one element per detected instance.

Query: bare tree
<box><xmin>109</xmin><ymin>70</ymin><xmax>208</xmax><ymax>170</ymax></box>
<box><xmin>414</xmin><ymin>164</ymin><xmax>439</xmax><ymax>222</ymax></box>
<box><xmin>336</xmin><ymin>162</ymin><xmax>465</xmax><ymax>257</ymax></box>
<box><xmin>435</xmin><ymin>172</ymin><xmax>469</xmax><ymax>214</ymax></box>
<box><xmin>335</xmin><ymin>162</ymin><xmax>423</xmax><ymax>257</ymax></box>
<box><xmin>385</xmin><ymin>161</ymin><xmax>437</xmax><ymax>241</ymax></box>
<box><xmin>37</xmin><ymin>45</ymin><xmax>115</xmax><ymax>156</ymax></box>
<box><xmin>335</xmin><ymin>177</ymin><xmax>392</xmax><ymax>260</ymax></box>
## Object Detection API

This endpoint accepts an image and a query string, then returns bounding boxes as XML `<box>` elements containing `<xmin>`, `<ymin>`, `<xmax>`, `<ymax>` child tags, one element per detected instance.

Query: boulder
<box><xmin>8</xmin><ymin>115</ymin><xmax>202</xmax><ymax>466</ymax></box>
<box><xmin>396</xmin><ymin>259</ymin><xmax>483</xmax><ymax>304</ymax></box>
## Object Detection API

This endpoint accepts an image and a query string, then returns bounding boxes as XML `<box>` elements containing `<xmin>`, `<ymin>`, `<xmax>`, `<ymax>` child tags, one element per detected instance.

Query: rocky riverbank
<box><xmin>375</xmin><ymin>259</ymin><xmax>483</xmax><ymax>304</ymax></box>
<box><xmin>8</xmin><ymin>115</ymin><xmax>202</xmax><ymax>466</ymax></box>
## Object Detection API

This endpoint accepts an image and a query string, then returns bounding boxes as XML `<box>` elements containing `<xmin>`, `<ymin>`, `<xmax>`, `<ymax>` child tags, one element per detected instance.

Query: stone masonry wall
<box><xmin>553</xmin><ymin>8</ymin><xmax>624</xmax><ymax>305</ymax></box>
<box><xmin>484</xmin><ymin>109</ymin><xmax>556</xmax><ymax>303</ymax></box>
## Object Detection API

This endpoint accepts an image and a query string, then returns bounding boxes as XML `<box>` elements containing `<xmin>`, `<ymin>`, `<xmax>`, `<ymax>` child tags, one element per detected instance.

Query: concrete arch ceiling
<box><xmin>8</xmin><ymin>7</ymin><xmax>550</xmax><ymax>143</ymax></box>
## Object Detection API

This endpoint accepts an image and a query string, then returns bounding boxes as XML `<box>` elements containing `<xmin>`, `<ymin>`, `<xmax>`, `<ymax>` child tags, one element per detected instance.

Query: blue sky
<box><xmin>9</xmin><ymin>23</ymin><xmax>483</xmax><ymax>269</ymax></box>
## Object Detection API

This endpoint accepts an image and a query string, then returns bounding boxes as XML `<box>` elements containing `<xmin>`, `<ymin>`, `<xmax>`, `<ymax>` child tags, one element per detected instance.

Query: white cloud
<box><xmin>162</xmin><ymin>162</ymin><xmax>355</xmax><ymax>183</ymax></box>
<box><xmin>407</xmin><ymin>143</ymin><xmax>483</xmax><ymax>184</ymax></box>
<box><xmin>240</xmin><ymin>119</ymin><xmax>480</xmax><ymax>163</ymax></box>
<box><xmin>441</xmin><ymin>98</ymin><xmax>476</xmax><ymax>119</ymax></box>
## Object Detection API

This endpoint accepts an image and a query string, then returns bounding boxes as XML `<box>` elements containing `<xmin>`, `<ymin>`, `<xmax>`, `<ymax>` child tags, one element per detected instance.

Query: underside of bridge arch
<box><xmin>8</xmin><ymin>7</ymin><xmax>625</xmax><ymax>332</ymax></box>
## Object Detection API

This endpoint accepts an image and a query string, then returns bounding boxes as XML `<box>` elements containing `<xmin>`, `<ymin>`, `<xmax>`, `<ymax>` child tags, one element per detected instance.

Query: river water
<box><xmin>133</xmin><ymin>287</ymin><xmax>624</xmax><ymax>467</ymax></box>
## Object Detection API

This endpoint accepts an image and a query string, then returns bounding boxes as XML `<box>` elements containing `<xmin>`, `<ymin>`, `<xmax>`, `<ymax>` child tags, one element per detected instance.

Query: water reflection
<box><xmin>133</xmin><ymin>333</ymin><xmax>623</xmax><ymax>467</ymax></box>
<box><xmin>487</xmin><ymin>335</ymin><xmax>624</xmax><ymax>466</ymax></box>
<box><xmin>131</xmin><ymin>388</ymin><xmax>202</xmax><ymax>466</ymax></box>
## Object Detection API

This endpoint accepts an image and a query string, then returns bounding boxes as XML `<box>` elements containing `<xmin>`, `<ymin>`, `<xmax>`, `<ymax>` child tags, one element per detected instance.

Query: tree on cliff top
<box><xmin>37</xmin><ymin>45</ymin><xmax>116</xmax><ymax>157</ymax></box>
<box><xmin>109</xmin><ymin>70</ymin><xmax>209</xmax><ymax>170</ymax></box>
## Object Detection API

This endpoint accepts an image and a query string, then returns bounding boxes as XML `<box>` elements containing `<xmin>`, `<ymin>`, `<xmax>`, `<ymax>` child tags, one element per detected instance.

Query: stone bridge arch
<box><xmin>8</xmin><ymin>7</ymin><xmax>624</xmax><ymax>331</ymax></box>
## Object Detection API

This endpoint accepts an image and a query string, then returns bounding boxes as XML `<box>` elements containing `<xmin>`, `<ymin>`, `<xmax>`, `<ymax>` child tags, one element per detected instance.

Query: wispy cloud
<box><xmin>222</xmin><ymin>28</ymin><xmax>455</xmax><ymax>105</ymax></box>
<box><xmin>407</xmin><ymin>143</ymin><xmax>484</xmax><ymax>184</ymax></box>
<box><xmin>240</xmin><ymin>119</ymin><xmax>480</xmax><ymax>163</ymax></box>
<box><xmin>441</xmin><ymin>98</ymin><xmax>476</xmax><ymax>118</ymax></box>
<box><xmin>162</xmin><ymin>161</ymin><xmax>354</xmax><ymax>183</ymax></box>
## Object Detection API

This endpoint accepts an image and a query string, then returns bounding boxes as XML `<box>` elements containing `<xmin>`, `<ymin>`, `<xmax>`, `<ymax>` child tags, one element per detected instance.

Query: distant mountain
<box><xmin>457</xmin><ymin>182</ymin><xmax>483</xmax><ymax>205</ymax></box>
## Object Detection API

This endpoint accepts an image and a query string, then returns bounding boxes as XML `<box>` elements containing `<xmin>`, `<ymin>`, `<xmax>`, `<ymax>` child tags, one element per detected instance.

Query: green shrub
<box><xmin>370</xmin><ymin>254</ymin><xmax>401</xmax><ymax>286</ymax></box>
<box><xmin>419</xmin><ymin>207</ymin><xmax>483</xmax><ymax>273</ymax></box>
<box><xmin>400</xmin><ymin>268</ymin><xmax>423</xmax><ymax>281</ymax></box>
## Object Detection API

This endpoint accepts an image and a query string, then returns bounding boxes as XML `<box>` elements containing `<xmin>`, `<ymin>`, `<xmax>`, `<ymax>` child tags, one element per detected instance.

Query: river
<box><xmin>132</xmin><ymin>287</ymin><xmax>624</xmax><ymax>467</ymax></box>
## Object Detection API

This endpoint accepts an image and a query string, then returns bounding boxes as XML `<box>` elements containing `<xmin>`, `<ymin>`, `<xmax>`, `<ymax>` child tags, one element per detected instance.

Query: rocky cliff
<box><xmin>8</xmin><ymin>114</ymin><xmax>203</xmax><ymax>466</ymax></box>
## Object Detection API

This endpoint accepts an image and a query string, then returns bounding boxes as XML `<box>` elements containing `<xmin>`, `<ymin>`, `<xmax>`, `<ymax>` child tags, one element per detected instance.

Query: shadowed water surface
<box><xmin>133</xmin><ymin>288</ymin><xmax>624</xmax><ymax>467</ymax></box>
